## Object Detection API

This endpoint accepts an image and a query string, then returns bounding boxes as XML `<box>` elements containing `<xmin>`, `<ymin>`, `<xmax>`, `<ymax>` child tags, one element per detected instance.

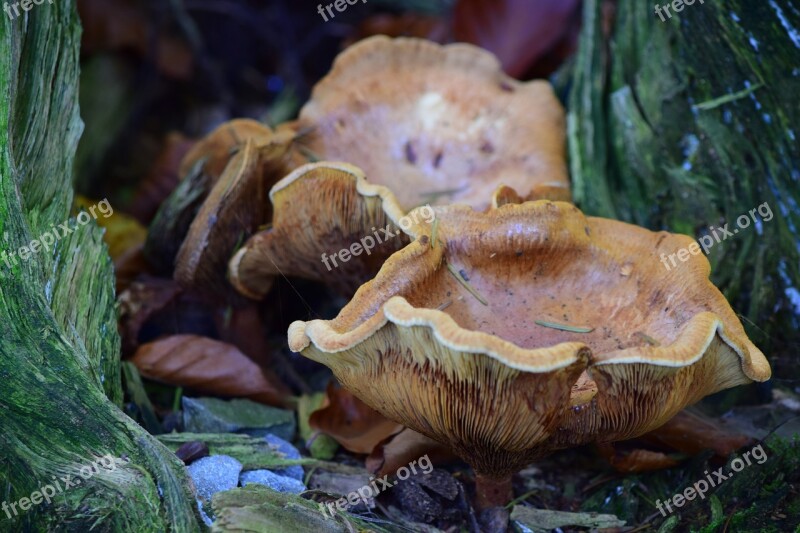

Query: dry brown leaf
<box><xmin>129</xmin><ymin>133</ymin><xmax>197</xmax><ymax>224</ymax></box>
<box><xmin>638</xmin><ymin>409</ymin><xmax>755</xmax><ymax>458</ymax></box>
<box><xmin>74</xmin><ymin>196</ymin><xmax>147</xmax><ymax>262</ymax></box>
<box><xmin>309</xmin><ymin>383</ymin><xmax>403</xmax><ymax>454</ymax></box>
<box><xmin>131</xmin><ymin>334</ymin><xmax>290</xmax><ymax>407</ymax></box>
<box><xmin>78</xmin><ymin>0</ymin><xmax>194</xmax><ymax>80</ymax></box>
<box><xmin>453</xmin><ymin>0</ymin><xmax>582</xmax><ymax>78</ymax></box>
<box><xmin>597</xmin><ymin>443</ymin><xmax>681</xmax><ymax>473</ymax></box>
<box><xmin>598</xmin><ymin>409</ymin><xmax>755</xmax><ymax>473</ymax></box>
<box><xmin>366</xmin><ymin>428</ymin><xmax>457</xmax><ymax>477</ymax></box>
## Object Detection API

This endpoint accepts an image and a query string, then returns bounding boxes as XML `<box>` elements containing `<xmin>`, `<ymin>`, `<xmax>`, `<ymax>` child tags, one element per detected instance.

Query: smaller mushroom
<box><xmin>148</xmin><ymin>123</ymin><xmax>307</xmax><ymax>294</ymax></box>
<box><xmin>228</xmin><ymin>162</ymin><xmax>412</xmax><ymax>299</ymax></box>
<box><xmin>145</xmin><ymin>120</ymin><xmax>304</xmax><ymax>280</ymax></box>
<box><xmin>296</xmin><ymin>36</ymin><xmax>571</xmax><ymax>212</ymax></box>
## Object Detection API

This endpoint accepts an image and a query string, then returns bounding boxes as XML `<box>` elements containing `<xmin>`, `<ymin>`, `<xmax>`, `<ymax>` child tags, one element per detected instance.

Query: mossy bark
<box><xmin>568</xmin><ymin>0</ymin><xmax>800</xmax><ymax>359</ymax></box>
<box><xmin>0</xmin><ymin>3</ymin><xmax>200</xmax><ymax>531</ymax></box>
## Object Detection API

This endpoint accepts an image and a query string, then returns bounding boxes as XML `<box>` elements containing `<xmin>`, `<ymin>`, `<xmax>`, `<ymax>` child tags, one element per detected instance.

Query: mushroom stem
<box><xmin>474</xmin><ymin>472</ymin><xmax>514</xmax><ymax>509</ymax></box>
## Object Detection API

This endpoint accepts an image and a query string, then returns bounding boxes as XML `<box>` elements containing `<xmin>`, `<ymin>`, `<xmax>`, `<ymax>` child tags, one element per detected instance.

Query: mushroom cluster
<box><xmin>149</xmin><ymin>36</ymin><xmax>771</xmax><ymax>510</ymax></box>
<box><xmin>146</xmin><ymin>36</ymin><xmax>569</xmax><ymax>297</ymax></box>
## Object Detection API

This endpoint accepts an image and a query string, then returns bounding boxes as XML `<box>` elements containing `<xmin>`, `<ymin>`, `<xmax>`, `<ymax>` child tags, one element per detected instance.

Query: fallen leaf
<box><xmin>366</xmin><ymin>428</ymin><xmax>457</xmax><ymax>477</ymax></box>
<box><xmin>453</xmin><ymin>0</ymin><xmax>582</xmax><ymax>78</ymax></box>
<box><xmin>310</xmin><ymin>382</ymin><xmax>403</xmax><ymax>454</ymax></box>
<box><xmin>131</xmin><ymin>335</ymin><xmax>290</xmax><ymax>407</ymax></box>
<box><xmin>597</xmin><ymin>409</ymin><xmax>756</xmax><ymax>473</ymax></box>
<box><xmin>638</xmin><ymin>408</ymin><xmax>755</xmax><ymax>458</ymax></box>
<box><xmin>118</xmin><ymin>278</ymin><xmax>182</xmax><ymax>356</ymax></box>
<box><xmin>596</xmin><ymin>443</ymin><xmax>681</xmax><ymax>473</ymax></box>
<box><xmin>128</xmin><ymin>132</ymin><xmax>197</xmax><ymax>224</ymax></box>
<box><xmin>74</xmin><ymin>195</ymin><xmax>147</xmax><ymax>262</ymax></box>
<box><xmin>298</xmin><ymin>393</ymin><xmax>339</xmax><ymax>460</ymax></box>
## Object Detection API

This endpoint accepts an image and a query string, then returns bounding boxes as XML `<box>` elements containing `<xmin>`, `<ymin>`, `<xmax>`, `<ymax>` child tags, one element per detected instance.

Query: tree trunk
<box><xmin>0</xmin><ymin>3</ymin><xmax>200</xmax><ymax>531</ymax></box>
<box><xmin>568</xmin><ymin>0</ymin><xmax>800</xmax><ymax>363</ymax></box>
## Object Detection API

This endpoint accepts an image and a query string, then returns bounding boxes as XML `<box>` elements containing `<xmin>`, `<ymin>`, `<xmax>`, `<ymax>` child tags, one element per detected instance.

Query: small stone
<box><xmin>187</xmin><ymin>455</ymin><xmax>242</xmax><ymax>503</ymax></box>
<box><xmin>182</xmin><ymin>397</ymin><xmax>295</xmax><ymax>440</ymax></box>
<box><xmin>240</xmin><ymin>469</ymin><xmax>307</xmax><ymax>494</ymax></box>
<box><xmin>175</xmin><ymin>441</ymin><xmax>209</xmax><ymax>465</ymax></box>
<box><xmin>264</xmin><ymin>434</ymin><xmax>304</xmax><ymax>481</ymax></box>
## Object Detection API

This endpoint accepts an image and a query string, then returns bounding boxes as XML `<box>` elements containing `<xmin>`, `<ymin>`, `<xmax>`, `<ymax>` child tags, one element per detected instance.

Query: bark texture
<box><xmin>0</xmin><ymin>3</ymin><xmax>200</xmax><ymax>531</ymax></box>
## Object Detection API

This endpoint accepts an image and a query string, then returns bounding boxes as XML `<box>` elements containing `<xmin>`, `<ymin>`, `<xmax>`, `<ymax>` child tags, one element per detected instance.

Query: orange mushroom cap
<box><xmin>296</xmin><ymin>36</ymin><xmax>570</xmax><ymax>212</ymax></box>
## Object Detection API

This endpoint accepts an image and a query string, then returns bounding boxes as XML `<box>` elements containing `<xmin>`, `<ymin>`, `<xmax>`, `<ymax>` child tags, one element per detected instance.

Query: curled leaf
<box><xmin>309</xmin><ymin>383</ymin><xmax>403</xmax><ymax>454</ymax></box>
<box><xmin>131</xmin><ymin>335</ymin><xmax>290</xmax><ymax>407</ymax></box>
<box><xmin>366</xmin><ymin>428</ymin><xmax>457</xmax><ymax>477</ymax></box>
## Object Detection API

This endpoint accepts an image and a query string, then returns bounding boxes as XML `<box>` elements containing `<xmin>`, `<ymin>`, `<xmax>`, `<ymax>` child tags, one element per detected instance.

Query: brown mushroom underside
<box><xmin>228</xmin><ymin>163</ymin><xmax>412</xmax><ymax>299</ymax></box>
<box><xmin>174</xmin><ymin>128</ymin><xmax>306</xmax><ymax>294</ymax></box>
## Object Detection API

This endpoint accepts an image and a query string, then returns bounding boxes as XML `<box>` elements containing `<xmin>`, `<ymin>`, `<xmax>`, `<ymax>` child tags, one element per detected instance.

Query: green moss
<box><xmin>158</xmin><ymin>433</ymin><xmax>314</xmax><ymax>471</ymax></box>
<box><xmin>0</xmin><ymin>2</ymin><xmax>200</xmax><ymax>531</ymax></box>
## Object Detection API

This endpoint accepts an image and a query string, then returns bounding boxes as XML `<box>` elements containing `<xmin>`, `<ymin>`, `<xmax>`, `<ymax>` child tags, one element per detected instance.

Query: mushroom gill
<box><xmin>288</xmin><ymin>199</ymin><xmax>771</xmax><ymax>508</ymax></box>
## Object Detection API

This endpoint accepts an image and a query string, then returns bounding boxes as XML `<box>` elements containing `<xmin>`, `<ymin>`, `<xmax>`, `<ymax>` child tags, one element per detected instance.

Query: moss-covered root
<box><xmin>0</xmin><ymin>2</ymin><xmax>200</xmax><ymax>531</ymax></box>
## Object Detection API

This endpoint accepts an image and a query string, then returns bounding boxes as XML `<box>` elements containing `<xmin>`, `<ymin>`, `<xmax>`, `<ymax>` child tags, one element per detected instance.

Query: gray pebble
<box><xmin>240</xmin><ymin>469</ymin><xmax>307</xmax><ymax>494</ymax></box>
<box><xmin>187</xmin><ymin>455</ymin><xmax>242</xmax><ymax>502</ymax></box>
<box><xmin>265</xmin><ymin>433</ymin><xmax>304</xmax><ymax>481</ymax></box>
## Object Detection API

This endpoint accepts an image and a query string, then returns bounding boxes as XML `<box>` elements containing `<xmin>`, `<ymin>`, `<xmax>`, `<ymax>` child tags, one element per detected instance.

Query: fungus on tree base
<box><xmin>287</xmin><ymin>197</ymin><xmax>771</xmax><ymax>509</ymax></box>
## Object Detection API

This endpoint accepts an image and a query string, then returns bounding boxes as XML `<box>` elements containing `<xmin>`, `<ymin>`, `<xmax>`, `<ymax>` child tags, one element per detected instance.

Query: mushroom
<box><xmin>295</xmin><ymin>35</ymin><xmax>570</xmax><ymax>212</ymax></box>
<box><xmin>145</xmin><ymin>120</ymin><xmax>307</xmax><ymax>294</ymax></box>
<box><xmin>178</xmin><ymin>118</ymin><xmax>280</xmax><ymax>182</ymax></box>
<box><xmin>228</xmin><ymin>162</ymin><xmax>413</xmax><ymax>299</ymax></box>
<box><xmin>174</xmin><ymin>137</ymin><xmax>286</xmax><ymax>293</ymax></box>
<box><xmin>288</xmin><ymin>197</ymin><xmax>771</xmax><ymax>508</ymax></box>
<box><xmin>228</xmin><ymin>35</ymin><xmax>573</xmax><ymax>300</ymax></box>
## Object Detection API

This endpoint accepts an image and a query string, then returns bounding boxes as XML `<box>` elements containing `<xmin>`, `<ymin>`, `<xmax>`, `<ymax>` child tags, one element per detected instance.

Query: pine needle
<box><xmin>634</xmin><ymin>331</ymin><xmax>660</xmax><ymax>346</ymax></box>
<box><xmin>446</xmin><ymin>263</ymin><xmax>488</xmax><ymax>306</ymax></box>
<box><xmin>436</xmin><ymin>300</ymin><xmax>452</xmax><ymax>311</ymax></box>
<box><xmin>430</xmin><ymin>216</ymin><xmax>439</xmax><ymax>249</ymax></box>
<box><xmin>534</xmin><ymin>320</ymin><xmax>594</xmax><ymax>333</ymax></box>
